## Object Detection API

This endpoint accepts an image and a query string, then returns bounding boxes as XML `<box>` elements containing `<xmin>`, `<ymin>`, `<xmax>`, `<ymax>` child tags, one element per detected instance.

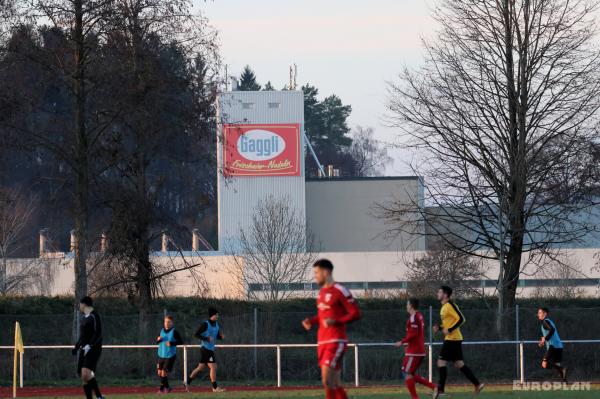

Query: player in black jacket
<box><xmin>72</xmin><ymin>296</ymin><xmax>104</xmax><ymax>399</ymax></box>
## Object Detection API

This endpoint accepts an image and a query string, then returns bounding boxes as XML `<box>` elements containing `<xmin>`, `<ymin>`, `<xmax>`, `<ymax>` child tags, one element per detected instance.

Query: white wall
<box><xmin>7</xmin><ymin>247</ymin><xmax>599</xmax><ymax>298</ymax></box>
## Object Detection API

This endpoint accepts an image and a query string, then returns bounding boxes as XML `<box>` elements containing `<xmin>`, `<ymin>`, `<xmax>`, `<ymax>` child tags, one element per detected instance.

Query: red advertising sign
<box><xmin>222</xmin><ymin>124</ymin><xmax>301</xmax><ymax>176</ymax></box>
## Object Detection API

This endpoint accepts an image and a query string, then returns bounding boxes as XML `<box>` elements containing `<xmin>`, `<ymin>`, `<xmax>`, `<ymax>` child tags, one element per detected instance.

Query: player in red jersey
<box><xmin>395</xmin><ymin>298</ymin><xmax>437</xmax><ymax>399</ymax></box>
<box><xmin>302</xmin><ymin>259</ymin><xmax>361</xmax><ymax>399</ymax></box>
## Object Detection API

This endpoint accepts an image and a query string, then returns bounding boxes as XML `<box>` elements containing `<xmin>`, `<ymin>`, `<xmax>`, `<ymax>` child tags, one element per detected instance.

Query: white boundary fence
<box><xmin>3</xmin><ymin>340</ymin><xmax>600</xmax><ymax>388</ymax></box>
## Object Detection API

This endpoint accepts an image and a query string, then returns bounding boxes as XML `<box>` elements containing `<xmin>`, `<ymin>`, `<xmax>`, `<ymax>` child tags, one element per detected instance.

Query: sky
<box><xmin>194</xmin><ymin>0</ymin><xmax>436</xmax><ymax>175</ymax></box>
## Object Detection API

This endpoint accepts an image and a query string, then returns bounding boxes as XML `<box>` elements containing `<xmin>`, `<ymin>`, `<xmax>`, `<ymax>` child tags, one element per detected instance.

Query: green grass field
<box><xmin>24</xmin><ymin>385</ymin><xmax>600</xmax><ymax>399</ymax></box>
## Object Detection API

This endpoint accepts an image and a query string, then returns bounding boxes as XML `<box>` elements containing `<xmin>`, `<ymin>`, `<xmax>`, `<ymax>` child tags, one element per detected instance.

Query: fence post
<box><xmin>428</xmin><ymin>344</ymin><xmax>433</xmax><ymax>382</ymax></box>
<box><xmin>253</xmin><ymin>308</ymin><xmax>258</xmax><ymax>379</ymax></box>
<box><xmin>19</xmin><ymin>351</ymin><xmax>23</xmax><ymax>388</ymax></box>
<box><xmin>515</xmin><ymin>304</ymin><xmax>520</xmax><ymax>379</ymax></box>
<box><xmin>428</xmin><ymin>305</ymin><xmax>433</xmax><ymax>382</ymax></box>
<box><xmin>519</xmin><ymin>341</ymin><xmax>525</xmax><ymax>384</ymax></box>
<box><xmin>276</xmin><ymin>346</ymin><xmax>282</xmax><ymax>388</ymax></box>
<box><xmin>354</xmin><ymin>345</ymin><xmax>360</xmax><ymax>387</ymax></box>
<box><xmin>428</xmin><ymin>306</ymin><xmax>433</xmax><ymax>345</ymax></box>
<box><xmin>183</xmin><ymin>346</ymin><xmax>188</xmax><ymax>384</ymax></box>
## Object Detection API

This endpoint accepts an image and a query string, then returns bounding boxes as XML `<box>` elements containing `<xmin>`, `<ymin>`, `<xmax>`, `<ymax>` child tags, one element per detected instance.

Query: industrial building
<box><xmin>216</xmin><ymin>89</ymin><xmax>424</xmax><ymax>254</ymax></box>
<box><xmin>6</xmin><ymin>89</ymin><xmax>600</xmax><ymax>298</ymax></box>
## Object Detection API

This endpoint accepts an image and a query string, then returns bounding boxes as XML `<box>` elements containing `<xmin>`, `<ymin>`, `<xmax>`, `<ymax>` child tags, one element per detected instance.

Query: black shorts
<box><xmin>544</xmin><ymin>347</ymin><xmax>563</xmax><ymax>364</ymax></box>
<box><xmin>439</xmin><ymin>340</ymin><xmax>463</xmax><ymax>362</ymax></box>
<box><xmin>157</xmin><ymin>356</ymin><xmax>176</xmax><ymax>372</ymax></box>
<box><xmin>199</xmin><ymin>347</ymin><xmax>216</xmax><ymax>364</ymax></box>
<box><xmin>77</xmin><ymin>346</ymin><xmax>102</xmax><ymax>374</ymax></box>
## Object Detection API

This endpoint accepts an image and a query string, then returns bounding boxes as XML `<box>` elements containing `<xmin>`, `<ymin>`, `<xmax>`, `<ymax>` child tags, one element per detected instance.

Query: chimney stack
<box><xmin>230</xmin><ymin>76</ymin><xmax>239</xmax><ymax>91</ymax></box>
<box><xmin>192</xmin><ymin>229</ymin><xmax>200</xmax><ymax>252</ymax></box>
<box><xmin>70</xmin><ymin>229</ymin><xmax>77</xmax><ymax>253</ymax></box>
<box><xmin>100</xmin><ymin>233</ymin><xmax>108</xmax><ymax>252</ymax></box>
<box><xmin>39</xmin><ymin>228</ymin><xmax>48</xmax><ymax>257</ymax></box>
<box><xmin>161</xmin><ymin>232</ymin><xmax>169</xmax><ymax>253</ymax></box>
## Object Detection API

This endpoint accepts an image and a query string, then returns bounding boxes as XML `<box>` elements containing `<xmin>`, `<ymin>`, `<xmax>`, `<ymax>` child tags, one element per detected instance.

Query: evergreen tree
<box><xmin>301</xmin><ymin>84</ymin><xmax>355</xmax><ymax>176</ymax></box>
<box><xmin>263</xmin><ymin>80</ymin><xmax>275</xmax><ymax>91</ymax></box>
<box><xmin>238</xmin><ymin>65</ymin><xmax>261</xmax><ymax>91</ymax></box>
<box><xmin>320</xmin><ymin>94</ymin><xmax>352</xmax><ymax>148</ymax></box>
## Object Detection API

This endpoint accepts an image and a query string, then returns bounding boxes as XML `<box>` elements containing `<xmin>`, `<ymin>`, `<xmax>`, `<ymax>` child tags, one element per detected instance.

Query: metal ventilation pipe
<box><xmin>70</xmin><ymin>229</ymin><xmax>77</xmax><ymax>253</ymax></box>
<box><xmin>161</xmin><ymin>232</ymin><xmax>169</xmax><ymax>253</ymax></box>
<box><xmin>39</xmin><ymin>228</ymin><xmax>48</xmax><ymax>257</ymax></box>
<box><xmin>230</xmin><ymin>76</ymin><xmax>239</xmax><ymax>91</ymax></box>
<box><xmin>192</xmin><ymin>229</ymin><xmax>200</xmax><ymax>251</ymax></box>
<box><xmin>100</xmin><ymin>233</ymin><xmax>108</xmax><ymax>252</ymax></box>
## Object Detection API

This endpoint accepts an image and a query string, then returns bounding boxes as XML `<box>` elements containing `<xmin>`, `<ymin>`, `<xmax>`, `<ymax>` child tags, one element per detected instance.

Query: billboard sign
<box><xmin>223</xmin><ymin>124</ymin><xmax>301</xmax><ymax>176</ymax></box>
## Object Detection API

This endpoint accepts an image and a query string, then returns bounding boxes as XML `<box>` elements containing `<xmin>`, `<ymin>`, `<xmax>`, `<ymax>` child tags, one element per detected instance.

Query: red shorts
<box><xmin>402</xmin><ymin>355</ymin><xmax>424</xmax><ymax>374</ymax></box>
<box><xmin>318</xmin><ymin>342</ymin><xmax>347</xmax><ymax>370</ymax></box>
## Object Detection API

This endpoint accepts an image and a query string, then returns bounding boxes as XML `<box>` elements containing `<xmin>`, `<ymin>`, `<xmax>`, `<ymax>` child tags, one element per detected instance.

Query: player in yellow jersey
<box><xmin>432</xmin><ymin>286</ymin><xmax>484</xmax><ymax>398</ymax></box>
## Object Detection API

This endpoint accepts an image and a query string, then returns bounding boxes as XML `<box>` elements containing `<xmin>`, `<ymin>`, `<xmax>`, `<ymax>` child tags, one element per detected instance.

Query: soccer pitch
<box><xmin>18</xmin><ymin>386</ymin><xmax>600</xmax><ymax>399</ymax></box>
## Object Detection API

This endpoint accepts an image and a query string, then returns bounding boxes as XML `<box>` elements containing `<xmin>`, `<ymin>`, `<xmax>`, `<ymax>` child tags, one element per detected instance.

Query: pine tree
<box><xmin>263</xmin><ymin>81</ymin><xmax>275</xmax><ymax>91</ymax></box>
<box><xmin>238</xmin><ymin>65</ymin><xmax>261</xmax><ymax>91</ymax></box>
<box><xmin>302</xmin><ymin>84</ymin><xmax>355</xmax><ymax>176</ymax></box>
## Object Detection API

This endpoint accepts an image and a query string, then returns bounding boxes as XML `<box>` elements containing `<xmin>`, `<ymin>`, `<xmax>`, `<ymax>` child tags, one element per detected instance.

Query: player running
<box><xmin>186</xmin><ymin>308</ymin><xmax>225</xmax><ymax>392</ymax></box>
<box><xmin>395</xmin><ymin>298</ymin><xmax>437</xmax><ymax>399</ymax></box>
<box><xmin>156</xmin><ymin>315</ymin><xmax>184</xmax><ymax>393</ymax></box>
<box><xmin>433</xmin><ymin>286</ymin><xmax>484</xmax><ymax>398</ymax></box>
<box><xmin>302</xmin><ymin>259</ymin><xmax>361</xmax><ymax>399</ymax></box>
<box><xmin>72</xmin><ymin>296</ymin><xmax>104</xmax><ymax>399</ymax></box>
<box><xmin>537</xmin><ymin>307</ymin><xmax>567</xmax><ymax>381</ymax></box>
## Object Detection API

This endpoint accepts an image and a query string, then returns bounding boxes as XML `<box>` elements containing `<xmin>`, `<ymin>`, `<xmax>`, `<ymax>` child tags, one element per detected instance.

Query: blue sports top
<box><xmin>157</xmin><ymin>328</ymin><xmax>183</xmax><ymax>358</ymax></box>
<box><xmin>195</xmin><ymin>320</ymin><xmax>221</xmax><ymax>351</ymax></box>
<box><xmin>541</xmin><ymin>318</ymin><xmax>563</xmax><ymax>349</ymax></box>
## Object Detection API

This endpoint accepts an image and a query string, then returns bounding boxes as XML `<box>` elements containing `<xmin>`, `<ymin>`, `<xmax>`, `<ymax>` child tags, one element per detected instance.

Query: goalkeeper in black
<box><xmin>72</xmin><ymin>296</ymin><xmax>104</xmax><ymax>399</ymax></box>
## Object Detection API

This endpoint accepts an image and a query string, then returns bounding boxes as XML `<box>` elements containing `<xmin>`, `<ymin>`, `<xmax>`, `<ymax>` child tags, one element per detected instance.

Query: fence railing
<box><xmin>3</xmin><ymin>339</ymin><xmax>600</xmax><ymax>388</ymax></box>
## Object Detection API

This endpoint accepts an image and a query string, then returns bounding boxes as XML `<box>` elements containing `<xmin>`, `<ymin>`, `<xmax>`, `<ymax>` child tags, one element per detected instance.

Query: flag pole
<box><xmin>13</xmin><ymin>322</ymin><xmax>18</xmax><ymax>398</ymax></box>
<box><xmin>13</xmin><ymin>321</ymin><xmax>24</xmax><ymax>398</ymax></box>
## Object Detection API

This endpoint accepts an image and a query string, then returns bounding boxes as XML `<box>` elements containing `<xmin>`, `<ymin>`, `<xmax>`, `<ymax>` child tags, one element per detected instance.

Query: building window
<box><xmin>242</xmin><ymin>102</ymin><xmax>254</xmax><ymax>109</ymax></box>
<box><xmin>268</xmin><ymin>102</ymin><xmax>281</xmax><ymax>109</ymax></box>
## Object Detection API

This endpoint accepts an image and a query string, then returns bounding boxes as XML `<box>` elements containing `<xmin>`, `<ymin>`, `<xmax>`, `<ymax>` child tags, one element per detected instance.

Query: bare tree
<box><xmin>405</xmin><ymin>245</ymin><xmax>487</xmax><ymax>299</ymax></box>
<box><xmin>94</xmin><ymin>0</ymin><xmax>218</xmax><ymax>339</ymax></box>
<box><xmin>532</xmin><ymin>253</ymin><xmax>587</xmax><ymax>299</ymax></box>
<box><xmin>1</xmin><ymin>258</ymin><xmax>60</xmax><ymax>295</ymax></box>
<box><xmin>88</xmin><ymin>246</ymin><xmax>210</xmax><ymax>304</ymax></box>
<box><xmin>383</xmin><ymin>0</ymin><xmax>600</xmax><ymax>333</ymax></box>
<box><xmin>0</xmin><ymin>1</ymin><xmax>17</xmax><ymax>45</ymax></box>
<box><xmin>349</xmin><ymin>126</ymin><xmax>392</xmax><ymax>177</ymax></box>
<box><xmin>0</xmin><ymin>188</ymin><xmax>38</xmax><ymax>294</ymax></box>
<box><xmin>230</xmin><ymin>195</ymin><xmax>318</xmax><ymax>301</ymax></box>
<box><xmin>5</xmin><ymin>0</ymin><xmax>117</xmax><ymax>324</ymax></box>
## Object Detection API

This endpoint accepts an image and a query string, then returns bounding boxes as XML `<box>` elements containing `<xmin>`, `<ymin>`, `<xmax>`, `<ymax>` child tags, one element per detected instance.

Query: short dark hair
<box><xmin>408</xmin><ymin>298</ymin><xmax>420</xmax><ymax>310</ymax></box>
<box><xmin>165</xmin><ymin>315</ymin><xmax>174</xmax><ymax>321</ymax></box>
<box><xmin>80</xmin><ymin>296</ymin><xmax>93</xmax><ymax>307</ymax></box>
<box><xmin>539</xmin><ymin>307</ymin><xmax>549</xmax><ymax>314</ymax></box>
<box><xmin>439</xmin><ymin>286</ymin><xmax>453</xmax><ymax>298</ymax></box>
<box><xmin>208</xmin><ymin>307</ymin><xmax>218</xmax><ymax>317</ymax></box>
<box><xmin>313</xmin><ymin>259</ymin><xmax>334</xmax><ymax>271</ymax></box>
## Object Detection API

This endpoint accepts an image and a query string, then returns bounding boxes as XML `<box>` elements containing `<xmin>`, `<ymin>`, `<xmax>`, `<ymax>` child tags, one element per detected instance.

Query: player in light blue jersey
<box><xmin>156</xmin><ymin>315</ymin><xmax>184</xmax><ymax>393</ymax></box>
<box><xmin>537</xmin><ymin>307</ymin><xmax>567</xmax><ymax>382</ymax></box>
<box><xmin>186</xmin><ymin>308</ymin><xmax>225</xmax><ymax>392</ymax></box>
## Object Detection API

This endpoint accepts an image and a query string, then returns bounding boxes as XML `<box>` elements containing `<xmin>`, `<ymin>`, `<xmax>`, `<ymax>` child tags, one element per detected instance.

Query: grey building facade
<box><xmin>305</xmin><ymin>177</ymin><xmax>425</xmax><ymax>252</ymax></box>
